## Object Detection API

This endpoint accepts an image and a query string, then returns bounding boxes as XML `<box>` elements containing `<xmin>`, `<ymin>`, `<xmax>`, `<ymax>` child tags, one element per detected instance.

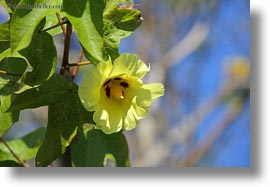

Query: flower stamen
<box><xmin>103</xmin><ymin>79</ymin><xmax>111</xmax><ymax>87</ymax></box>
<box><xmin>105</xmin><ymin>86</ymin><xmax>111</xmax><ymax>98</ymax></box>
<box><xmin>120</xmin><ymin>82</ymin><xmax>129</xmax><ymax>88</ymax></box>
<box><xmin>103</xmin><ymin>78</ymin><xmax>129</xmax><ymax>100</ymax></box>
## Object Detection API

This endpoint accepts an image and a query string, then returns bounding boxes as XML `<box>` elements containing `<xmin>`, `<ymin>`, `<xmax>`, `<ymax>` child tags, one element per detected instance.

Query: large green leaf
<box><xmin>103</xmin><ymin>5</ymin><xmax>142</xmax><ymax>60</ymax></box>
<box><xmin>8</xmin><ymin>74</ymin><xmax>70</xmax><ymax>111</ymax></box>
<box><xmin>35</xmin><ymin>84</ymin><xmax>84</xmax><ymax>167</ymax></box>
<box><xmin>71</xmin><ymin>127</ymin><xmax>130</xmax><ymax>167</ymax></box>
<box><xmin>8</xmin><ymin>74</ymin><xmax>93</xmax><ymax>166</ymax></box>
<box><xmin>0</xmin><ymin>127</ymin><xmax>46</xmax><ymax>161</ymax></box>
<box><xmin>10</xmin><ymin>0</ymin><xmax>63</xmax><ymax>52</ymax></box>
<box><xmin>62</xmin><ymin>0</ymin><xmax>106</xmax><ymax>64</ymax></box>
<box><xmin>19</xmin><ymin>19</ymin><xmax>57</xmax><ymax>88</ymax></box>
<box><xmin>0</xmin><ymin>95</ymin><xmax>19</xmax><ymax>137</ymax></box>
<box><xmin>0</xmin><ymin>57</ymin><xmax>27</xmax><ymax>97</ymax></box>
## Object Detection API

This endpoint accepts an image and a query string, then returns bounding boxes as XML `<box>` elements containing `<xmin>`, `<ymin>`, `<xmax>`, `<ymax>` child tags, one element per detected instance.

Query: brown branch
<box><xmin>71</xmin><ymin>48</ymin><xmax>84</xmax><ymax>81</ymax></box>
<box><xmin>0</xmin><ymin>70</ymin><xmax>22</xmax><ymax>77</ymax></box>
<box><xmin>0</xmin><ymin>137</ymin><xmax>30</xmax><ymax>167</ymax></box>
<box><xmin>59</xmin><ymin>21</ymin><xmax>72</xmax><ymax>76</ymax></box>
<box><xmin>56</xmin><ymin>13</ymin><xmax>66</xmax><ymax>36</ymax></box>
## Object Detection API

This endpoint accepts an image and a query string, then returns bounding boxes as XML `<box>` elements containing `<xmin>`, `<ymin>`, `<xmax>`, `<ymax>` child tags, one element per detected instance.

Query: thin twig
<box><xmin>42</xmin><ymin>20</ymin><xmax>69</xmax><ymax>32</ymax></box>
<box><xmin>68</xmin><ymin>61</ymin><xmax>91</xmax><ymax>67</ymax></box>
<box><xmin>0</xmin><ymin>137</ymin><xmax>30</xmax><ymax>167</ymax></box>
<box><xmin>59</xmin><ymin>21</ymin><xmax>72</xmax><ymax>76</ymax></box>
<box><xmin>56</xmin><ymin>13</ymin><xmax>66</xmax><ymax>36</ymax></box>
<box><xmin>72</xmin><ymin>48</ymin><xmax>84</xmax><ymax>81</ymax></box>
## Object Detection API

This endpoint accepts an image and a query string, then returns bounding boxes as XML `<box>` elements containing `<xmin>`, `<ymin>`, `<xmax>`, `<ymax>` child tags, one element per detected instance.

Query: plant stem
<box><xmin>60</xmin><ymin>21</ymin><xmax>72</xmax><ymax>76</ymax></box>
<box><xmin>72</xmin><ymin>48</ymin><xmax>84</xmax><ymax>81</ymax></box>
<box><xmin>0</xmin><ymin>70</ymin><xmax>22</xmax><ymax>76</ymax></box>
<box><xmin>42</xmin><ymin>20</ymin><xmax>69</xmax><ymax>32</ymax></box>
<box><xmin>68</xmin><ymin>61</ymin><xmax>91</xmax><ymax>67</ymax></box>
<box><xmin>56</xmin><ymin>13</ymin><xmax>66</xmax><ymax>36</ymax></box>
<box><xmin>57</xmin><ymin>15</ymin><xmax>73</xmax><ymax>166</ymax></box>
<box><xmin>0</xmin><ymin>137</ymin><xmax>30</xmax><ymax>167</ymax></box>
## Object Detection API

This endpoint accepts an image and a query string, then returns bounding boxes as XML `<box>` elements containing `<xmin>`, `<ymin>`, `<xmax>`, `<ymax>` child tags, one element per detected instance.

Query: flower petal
<box><xmin>94</xmin><ymin>101</ymin><xmax>123</xmax><ymax>134</ymax></box>
<box><xmin>122</xmin><ymin>97</ymin><xmax>147</xmax><ymax>130</ymax></box>
<box><xmin>110</xmin><ymin>53</ymin><xmax>150</xmax><ymax>79</ymax></box>
<box><xmin>78</xmin><ymin>65</ymin><xmax>102</xmax><ymax>111</ymax></box>
<box><xmin>122</xmin><ymin>104</ymin><xmax>138</xmax><ymax>130</ymax></box>
<box><xmin>97</xmin><ymin>59</ymin><xmax>113</xmax><ymax>78</ymax></box>
<box><xmin>143</xmin><ymin>83</ymin><xmax>165</xmax><ymax>100</ymax></box>
<box><xmin>134</xmin><ymin>83</ymin><xmax>164</xmax><ymax>110</ymax></box>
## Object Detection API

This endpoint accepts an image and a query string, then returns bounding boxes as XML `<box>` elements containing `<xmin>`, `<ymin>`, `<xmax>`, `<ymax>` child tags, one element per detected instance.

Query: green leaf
<box><xmin>35</xmin><ymin>84</ymin><xmax>84</xmax><ymax>167</ymax></box>
<box><xmin>0</xmin><ymin>21</ymin><xmax>10</xmax><ymax>55</ymax></box>
<box><xmin>0</xmin><ymin>160</ymin><xmax>22</xmax><ymax>167</ymax></box>
<box><xmin>0</xmin><ymin>127</ymin><xmax>46</xmax><ymax>161</ymax></box>
<box><xmin>8</xmin><ymin>74</ymin><xmax>70</xmax><ymax>111</ymax></box>
<box><xmin>0</xmin><ymin>21</ymin><xmax>9</xmax><ymax>42</ymax></box>
<box><xmin>19</xmin><ymin>19</ymin><xmax>57</xmax><ymax>88</ymax></box>
<box><xmin>0</xmin><ymin>95</ymin><xmax>19</xmax><ymax>137</ymax></box>
<box><xmin>0</xmin><ymin>57</ymin><xmax>27</xmax><ymax>97</ymax></box>
<box><xmin>104</xmin><ymin>7</ymin><xmax>142</xmax><ymax>32</ymax></box>
<box><xmin>62</xmin><ymin>0</ymin><xmax>106</xmax><ymax>64</ymax></box>
<box><xmin>10</xmin><ymin>0</ymin><xmax>63</xmax><ymax>52</ymax></box>
<box><xmin>103</xmin><ymin>5</ymin><xmax>142</xmax><ymax>60</ymax></box>
<box><xmin>0</xmin><ymin>21</ymin><xmax>28</xmax><ymax>64</ymax></box>
<box><xmin>103</xmin><ymin>23</ymin><xmax>131</xmax><ymax>61</ymax></box>
<box><xmin>103</xmin><ymin>0</ymin><xmax>133</xmax><ymax>14</ymax></box>
<box><xmin>71</xmin><ymin>128</ymin><xmax>130</xmax><ymax>167</ymax></box>
<box><xmin>7</xmin><ymin>74</ymin><xmax>93</xmax><ymax>166</ymax></box>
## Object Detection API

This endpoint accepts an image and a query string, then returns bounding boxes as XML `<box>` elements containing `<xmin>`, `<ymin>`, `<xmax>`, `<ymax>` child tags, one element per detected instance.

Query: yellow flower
<box><xmin>78</xmin><ymin>53</ymin><xmax>164</xmax><ymax>134</ymax></box>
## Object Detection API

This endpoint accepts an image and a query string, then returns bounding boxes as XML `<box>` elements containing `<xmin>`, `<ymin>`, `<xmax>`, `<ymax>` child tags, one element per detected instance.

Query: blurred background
<box><xmin>0</xmin><ymin>0</ymin><xmax>250</xmax><ymax>167</ymax></box>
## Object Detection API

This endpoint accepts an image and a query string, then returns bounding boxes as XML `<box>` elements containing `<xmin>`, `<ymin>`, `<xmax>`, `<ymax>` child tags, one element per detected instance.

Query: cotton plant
<box><xmin>0</xmin><ymin>0</ymin><xmax>164</xmax><ymax>167</ymax></box>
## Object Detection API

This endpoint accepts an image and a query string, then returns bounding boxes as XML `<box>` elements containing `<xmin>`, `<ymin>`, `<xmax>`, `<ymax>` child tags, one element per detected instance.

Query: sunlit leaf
<box><xmin>0</xmin><ymin>95</ymin><xmax>19</xmax><ymax>137</ymax></box>
<box><xmin>104</xmin><ymin>7</ymin><xmax>142</xmax><ymax>32</ymax></box>
<box><xmin>0</xmin><ymin>127</ymin><xmax>46</xmax><ymax>161</ymax></box>
<box><xmin>63</xmin><ymin>0</ymin><xmax>106</xmax><ymax>64</ymax></box>
<box><xmin>19</xmin><ymin>19</ymin><xmax>57</xmax><ymax>89</ymax></box>
<box><xmin>10</xmin><ymin>0</ymin><xmax>63</xmax><ymax>52</ymax></box>
<box><xmin>103</xmin><ymin>5</ymin><xmax>142</xmax><ymax>60</ymax></box>
<box><xmin>0</xmin><ymin>21</ymin><xmax>10</xmax><ymax>55</ymax></box>
<box><xmin>0</xmin><ymin>57</ymin><xmax>27</xmax><ymax>97</ymax></box>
